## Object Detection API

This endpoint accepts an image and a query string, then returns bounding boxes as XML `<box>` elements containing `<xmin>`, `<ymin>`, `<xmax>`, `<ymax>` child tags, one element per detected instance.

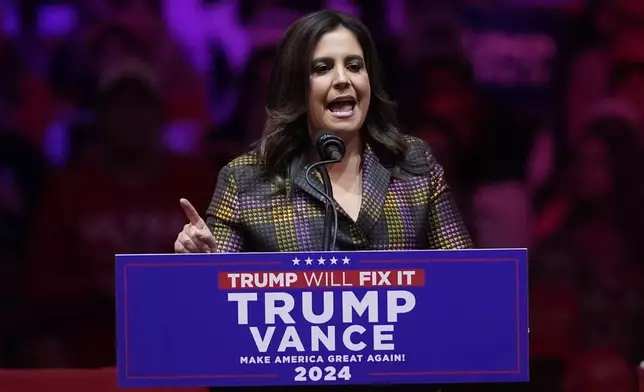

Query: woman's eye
<box><xmin>314</xmin><ymin>64</ymin><xmax>330</xmax><ymax>74</ymax></box>
<box><xmin>347</xmin><ymin>63</ymin><xmax>362</xmax><ymax>72</ymax></box>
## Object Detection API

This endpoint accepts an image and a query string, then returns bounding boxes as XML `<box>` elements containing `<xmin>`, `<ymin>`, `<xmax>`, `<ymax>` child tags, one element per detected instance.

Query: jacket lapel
<box><xmin>291</xmin><ymin>146</ymin><xmax>392</xmax><ymax>235</ymax></box>
<box><xmin>356</xmin><ymin>145</ymin><xmax>391</xmax><ymax>235</ymax></box>
<box><xmin>292</xmin><ymin>165</ymin><xmax>328</xmax><ymax>205</ymax></box>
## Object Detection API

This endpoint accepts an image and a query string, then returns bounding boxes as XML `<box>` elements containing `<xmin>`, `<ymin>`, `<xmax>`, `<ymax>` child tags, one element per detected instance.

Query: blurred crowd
<box><xmin>0</xmin><ymin>0</ymin><xmax>642</xmax><ymax>391</ymax></box>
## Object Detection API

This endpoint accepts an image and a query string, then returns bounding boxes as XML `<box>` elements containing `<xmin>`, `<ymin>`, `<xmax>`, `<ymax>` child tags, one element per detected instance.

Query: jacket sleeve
<box><xmin>205</xmin><ymin>165</ymin><xmax>246</xmax><ymax>252</ymax></box>
<box><xmin>425</xmin><ymin>146</ymin><xmax>475</xmax><ymax>249</ymax></box>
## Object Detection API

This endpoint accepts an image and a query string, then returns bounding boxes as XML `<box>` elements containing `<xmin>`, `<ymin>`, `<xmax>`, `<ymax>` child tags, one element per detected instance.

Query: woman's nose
<box><xmin>332</xmin><ymin>70</ymin><xmax>350</xmax><ymax>89</ymax></box>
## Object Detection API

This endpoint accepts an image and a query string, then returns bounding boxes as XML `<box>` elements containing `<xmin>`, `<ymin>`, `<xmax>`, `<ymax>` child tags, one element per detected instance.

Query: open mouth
<box><xmin>327</xmin><ymin>96</ymin><xmax>356</xmax><ymax>118</ymax></box>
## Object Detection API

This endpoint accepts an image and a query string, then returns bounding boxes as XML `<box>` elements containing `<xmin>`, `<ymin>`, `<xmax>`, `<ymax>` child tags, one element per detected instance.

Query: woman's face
<box><xmin>307</xmin><ymin>26</ymin><xmax>370</xmax><ymax>138</ymax></box>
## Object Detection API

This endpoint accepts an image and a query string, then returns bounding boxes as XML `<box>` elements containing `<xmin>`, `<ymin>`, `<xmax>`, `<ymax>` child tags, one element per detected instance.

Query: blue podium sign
<box><xmin>115</xmin><ymin>249</ymin><xmax>529</xmax><ymax>388</ymax></box>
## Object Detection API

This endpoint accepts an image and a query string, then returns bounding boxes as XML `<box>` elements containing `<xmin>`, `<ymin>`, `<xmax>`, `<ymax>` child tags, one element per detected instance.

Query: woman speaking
<box><xmin>174</xmin><ymin>9</ymin><xmax>473</xmax><ymax>254</ymax></box>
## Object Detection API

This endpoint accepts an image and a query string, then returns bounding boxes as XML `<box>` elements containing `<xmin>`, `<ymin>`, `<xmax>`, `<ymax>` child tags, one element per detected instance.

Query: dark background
<box><xmin>0</xmin><ymin>0</ymin><xmax>642</xmax><ymax>391</ymax></box>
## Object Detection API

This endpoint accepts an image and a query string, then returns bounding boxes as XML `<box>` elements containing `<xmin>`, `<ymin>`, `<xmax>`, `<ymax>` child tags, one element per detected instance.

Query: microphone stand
<box><xmin>305</xmin><ymin>160</ymin><xmax>339</xmax><ymax>251</ymax></box>
<box><xmin>318</xmin><ymin>165</ymin><xmax>334</xmax><ymax>252</ymax></box>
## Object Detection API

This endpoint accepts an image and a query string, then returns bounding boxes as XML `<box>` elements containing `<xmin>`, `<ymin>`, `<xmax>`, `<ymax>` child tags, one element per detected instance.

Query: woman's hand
<box><xmin>174</xmin><ymin>198</ymin><xmax>217</xmax><ymax>253</ymax></box>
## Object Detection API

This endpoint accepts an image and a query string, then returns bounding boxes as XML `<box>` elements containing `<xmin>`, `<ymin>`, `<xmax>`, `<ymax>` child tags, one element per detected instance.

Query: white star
<box><xmin>305</xmin><ymin>257</ymin><xmax>313</xmax><ymax>265</ymax></box>
<box><xmin>342</xmin><ymin>257</ymin><xmax>350</xmax><ymax>264</ymax></box>
<box><xmin>330</xmin><ymin>257</ymin><xmax>338</xmax><ymax>265</ymax></box>
<box><xmin>292</xmin><ymin>257</ymin><xmax>300</xmax><ymax>265</ymax></box>
<box><xmin>317</xmin><ymin>257</ymin><xmax>326</xmax><ymax>265</ymax></box>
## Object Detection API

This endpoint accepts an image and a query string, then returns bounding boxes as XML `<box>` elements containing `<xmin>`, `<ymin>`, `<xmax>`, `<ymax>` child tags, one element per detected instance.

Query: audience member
<box><xmin>563</xmin><ymin>348</ymin><xmax>637</xmax><ymax>392</ymax></box>
<box><xmin>0</xmin><ymin>131</ymin><xmax>48</xmax><ymax>368</ymax></box>
<box><xmin>610</xmin><ymin>26</ymin><xmax>644</xmax><ymax>144</ymax></box>
<box><xmin>565</xmin><ymin>0</ymin><xmax>644</xmax><ymax>141</ymax></box>
<box><xmin>0</xmin><ymin>35</ymin><xmax>59</xmax><ymax>147</ymax></box>
<box><xmin>22</xmin><ymin>60</ymin><xmax>212</xmax><ymax>368</ymax></box>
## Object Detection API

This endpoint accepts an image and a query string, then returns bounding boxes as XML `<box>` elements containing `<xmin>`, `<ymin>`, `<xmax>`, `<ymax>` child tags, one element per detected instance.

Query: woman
<box><xmin>174</xmin><ymin>10</ymin><xmax>473</xmax><ymax>254</ymax></box>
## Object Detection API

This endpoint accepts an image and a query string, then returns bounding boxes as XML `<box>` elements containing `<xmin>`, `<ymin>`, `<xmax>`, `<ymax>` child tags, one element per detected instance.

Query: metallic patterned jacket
<box><xmin>205</xmin><ymin>135</ymin><xmax>473</xmax><ymax>252</ymax></box>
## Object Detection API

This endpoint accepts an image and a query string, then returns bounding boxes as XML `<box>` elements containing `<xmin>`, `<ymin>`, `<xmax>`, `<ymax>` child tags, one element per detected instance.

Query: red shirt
<box><xmin>26</xmin><ymin>153</ymin><xmax>213</xmax><ymax>305</ymax></box>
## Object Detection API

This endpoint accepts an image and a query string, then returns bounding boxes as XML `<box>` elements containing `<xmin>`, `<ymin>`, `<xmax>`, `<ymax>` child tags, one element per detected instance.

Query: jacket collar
<box><xmin>292</xmin><ymin>144</ymin><xmax>391</xmax><ymax>233</ymax></box>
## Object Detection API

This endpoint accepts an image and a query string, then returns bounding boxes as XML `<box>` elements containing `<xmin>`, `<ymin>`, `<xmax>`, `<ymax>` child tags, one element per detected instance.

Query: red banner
<box><xmin>218</xmin><ymin>269</ymin><xmax>426</xmax><ymax>289</ymax></box>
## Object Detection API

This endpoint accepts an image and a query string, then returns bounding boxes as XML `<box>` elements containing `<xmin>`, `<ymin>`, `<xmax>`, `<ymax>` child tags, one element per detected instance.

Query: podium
<box><xmin>115</xmin><ymin>248</ymin><xmax>529</xmax><ymax>388</ymax></box>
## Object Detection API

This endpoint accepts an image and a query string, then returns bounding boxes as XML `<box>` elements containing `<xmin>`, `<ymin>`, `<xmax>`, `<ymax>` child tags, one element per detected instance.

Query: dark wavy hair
<box><xmin>256</xmin><ymin>10</ymin><xmax>417</xmax><ymax>192</ymax></box>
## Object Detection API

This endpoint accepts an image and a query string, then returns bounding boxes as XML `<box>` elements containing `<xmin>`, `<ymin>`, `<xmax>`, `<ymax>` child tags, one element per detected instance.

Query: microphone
<box><xmin>315</xmin><ymin>131</ymin><xmax>346</xmax><ymax>162</ymax></box>
<box><xmin>305</xmin><ymin>131</ymin><xmax>345</xmax><ymax>251</ymax></box>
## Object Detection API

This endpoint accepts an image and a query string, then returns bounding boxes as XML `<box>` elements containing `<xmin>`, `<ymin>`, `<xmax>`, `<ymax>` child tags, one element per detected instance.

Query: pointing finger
<box><xmin>180</xmin><ymin>198</ymin><xmax>205</xmax><ymax>228</ymax></box>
